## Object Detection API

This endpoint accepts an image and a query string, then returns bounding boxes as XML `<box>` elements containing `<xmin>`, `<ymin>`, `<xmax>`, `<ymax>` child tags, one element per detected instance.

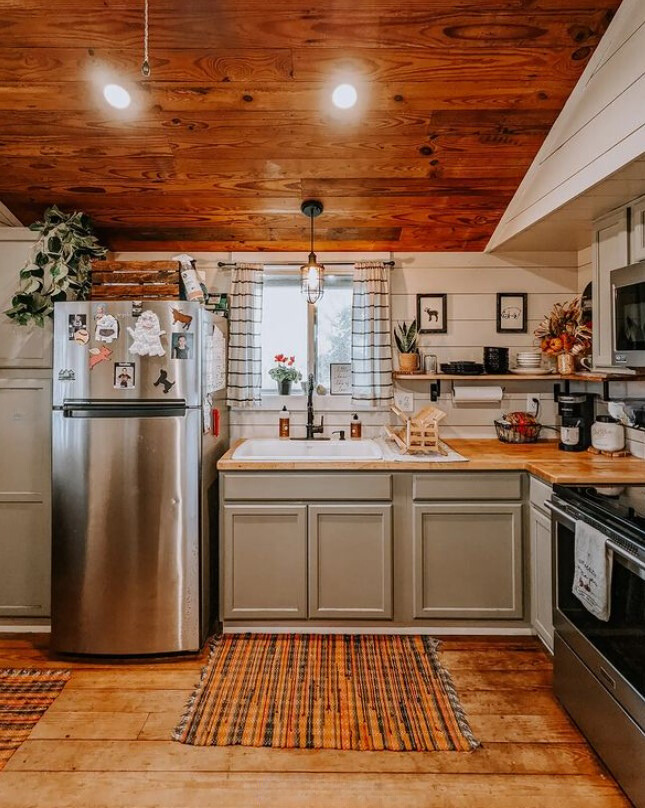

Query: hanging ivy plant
<box><xmin>4</xmin><ymin>205</ymin><xmax>107</xmax><ymax>327</ymax></box>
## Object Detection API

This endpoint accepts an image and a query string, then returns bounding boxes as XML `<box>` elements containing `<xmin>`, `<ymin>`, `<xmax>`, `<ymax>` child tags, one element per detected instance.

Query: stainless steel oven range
<box><xmin>547</xmin><ymin>485</ymin><xmax>645</xmax><ymax>808</ymax></box>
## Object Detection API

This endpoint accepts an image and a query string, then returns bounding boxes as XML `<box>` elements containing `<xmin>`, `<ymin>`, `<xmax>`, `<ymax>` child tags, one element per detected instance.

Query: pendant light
<box><xmin>300</xmin><ymin>200</ymin><xmax>325</xmax><ymax>304</ymax></box>
<box><xmin>141</xmin><ymin>0</ymin><xmax>151</xmax><ymax>77</ymax></box>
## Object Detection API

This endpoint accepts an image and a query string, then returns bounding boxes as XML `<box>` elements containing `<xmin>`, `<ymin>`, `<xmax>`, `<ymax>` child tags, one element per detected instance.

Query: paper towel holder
<box><xmin>451</xmin><ymin>383</ymin><xmax>505</xmax><ymax>403</ymax></box>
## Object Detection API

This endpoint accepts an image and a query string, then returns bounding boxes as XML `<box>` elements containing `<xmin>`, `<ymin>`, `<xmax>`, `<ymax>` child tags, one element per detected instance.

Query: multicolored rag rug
<box><xmin>0</xmin><ymin>668</ymin><xmax>70</xmax><ymax>770</ymax></box>
<box><xmin>174</xmin><ymin>634</ymin><xmax>479</xmax><ymax>752</ymax></box>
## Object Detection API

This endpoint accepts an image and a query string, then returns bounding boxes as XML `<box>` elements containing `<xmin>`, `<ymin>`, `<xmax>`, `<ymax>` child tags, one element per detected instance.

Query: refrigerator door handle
<box><xmin>62</xmin><ymin>401</ymin><xmax>187</xmax><ymax>418</ymax></box>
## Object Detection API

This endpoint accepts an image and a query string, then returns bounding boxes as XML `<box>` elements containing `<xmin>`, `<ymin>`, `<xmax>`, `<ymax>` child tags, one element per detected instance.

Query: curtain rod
<box><xmin>217</xmin><ymin>260</ymin><xmax>395</xmax><ymax>269</ymax></box>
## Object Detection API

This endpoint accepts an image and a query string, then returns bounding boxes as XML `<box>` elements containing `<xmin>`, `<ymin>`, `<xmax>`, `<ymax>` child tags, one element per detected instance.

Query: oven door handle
<box><xmin>606</xmin><ymin>539</ymin><xmax>645</xmax><ymax>576</ymax></box>
<box><xmin>544</xmin><ymin>499</ymin><xmax>577</xmax><ymax>528</ymax></box>
<box><xmin>545</xmin><ymin>501</ymin><xmax>645</xmax><ymax>575</ymax></box>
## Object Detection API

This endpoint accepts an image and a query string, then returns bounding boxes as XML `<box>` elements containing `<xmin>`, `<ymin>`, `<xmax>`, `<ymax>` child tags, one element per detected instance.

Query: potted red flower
<box><xmin>269</xmin><ymin>353</ymin><xmax>302</xmax><ymax>395</ymax></box>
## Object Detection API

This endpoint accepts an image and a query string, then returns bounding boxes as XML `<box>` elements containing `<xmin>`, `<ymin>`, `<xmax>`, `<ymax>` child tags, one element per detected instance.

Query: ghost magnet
<box><xmin>127</xmin><ymin>309</ymin><xmax>165</xmax><ymax>357</ymax></box>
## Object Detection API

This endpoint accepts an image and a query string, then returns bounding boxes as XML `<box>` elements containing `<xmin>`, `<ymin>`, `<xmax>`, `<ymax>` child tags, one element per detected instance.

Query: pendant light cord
<box><xmin>310</xmin><ymin>211</ymin><xmax>314</xmax><ymax>257</ymax></box>
<box><xmin>141</xmin><ymin>0</ymin><xmax>150</xmax><ymax>77</ymax></box>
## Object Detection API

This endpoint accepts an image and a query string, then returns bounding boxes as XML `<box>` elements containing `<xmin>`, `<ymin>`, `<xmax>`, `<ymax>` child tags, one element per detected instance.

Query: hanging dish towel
<box><xmin>572</xmin><ymin>520</ymin><xmax>613</xmax><ymax>621</ymax></box>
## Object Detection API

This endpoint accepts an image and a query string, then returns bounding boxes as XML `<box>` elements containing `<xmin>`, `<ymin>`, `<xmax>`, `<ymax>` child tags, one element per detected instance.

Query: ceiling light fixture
<box><xmin>141</xmin><ymin>0</ymin><xmax>151</xmax><ymax>76</ymax></box>
<box><xmin>332</xmin><ymin>83</ymin><xmax>357</xmax><ymax>109</ymax></box>
<box><xmin>300</xmin><ymin>200</ymin><xmax>325</xmax><ymax>305</ymax></box>
<box><xmin>103</xmin><ymin>83</ymin><xmax>131</xmax><ymax>109</ymax></box>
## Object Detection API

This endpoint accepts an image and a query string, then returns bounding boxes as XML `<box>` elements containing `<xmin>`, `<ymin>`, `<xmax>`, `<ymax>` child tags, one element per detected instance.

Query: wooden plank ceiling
<box><xmin>0</xmin><ymin>0</ymin><xmax>622</xmax><ymax>252</ymax></box>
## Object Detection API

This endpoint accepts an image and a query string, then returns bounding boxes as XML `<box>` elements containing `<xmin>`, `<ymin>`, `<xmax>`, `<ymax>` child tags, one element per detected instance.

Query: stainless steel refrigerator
<box><xmin>51</xmin><ymin>300</ymin><xmax>228</xmax><ymax>655</ymax></box>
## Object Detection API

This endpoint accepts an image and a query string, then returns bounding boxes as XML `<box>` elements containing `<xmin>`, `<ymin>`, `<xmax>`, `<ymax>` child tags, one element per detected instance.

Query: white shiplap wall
<box><xmin>113</xmin><ymin>249</ymin><xmax>579</xmax><ymax>441</ymax></box>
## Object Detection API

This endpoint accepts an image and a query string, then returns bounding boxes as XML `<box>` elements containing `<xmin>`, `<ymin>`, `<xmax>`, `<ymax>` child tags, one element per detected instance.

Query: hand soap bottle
<box><xmin>350</xmin><ymin>413</ymin><xmax>362</xmax><ymax>439</ymax></box>
<box><xmin>279</xmin><ymin>406</ymin><xmax>290</xmax><ymax>438</ymax></box>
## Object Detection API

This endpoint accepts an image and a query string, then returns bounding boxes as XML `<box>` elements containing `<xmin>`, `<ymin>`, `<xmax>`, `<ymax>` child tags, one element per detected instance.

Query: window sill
<box><xmin>230</xmin><ymin>394</ymin><xmax>390</xmax><ymax>413</ymax></box>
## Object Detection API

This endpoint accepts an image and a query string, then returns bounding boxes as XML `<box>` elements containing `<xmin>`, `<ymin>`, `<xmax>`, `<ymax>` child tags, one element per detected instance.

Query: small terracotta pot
<box><xmin>398</xmin><ymin>352</ymin><xmax>419</xmax><ymax>373</ymax></box>
<box><xmin>556</xmin><ymin>352</ymin><xmax>575</xmax><ymax>375</ymax></box>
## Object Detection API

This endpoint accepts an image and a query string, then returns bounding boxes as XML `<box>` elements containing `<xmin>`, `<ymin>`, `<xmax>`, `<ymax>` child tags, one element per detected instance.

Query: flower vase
<box><xmin>556</xmin><ymin>352</ymin><xmax>575</xmax><ymax>375</ymax></box>
<box><xmin>278</xmin><ymin>379</ymin><xmax>292</xmax><ymax>395</ymax></box>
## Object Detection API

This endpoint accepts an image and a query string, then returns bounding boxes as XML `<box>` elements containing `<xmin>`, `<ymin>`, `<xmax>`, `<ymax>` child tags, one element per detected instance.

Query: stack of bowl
<box><xmin>515</xmin><ymin>351</ymin><xmax>543</xmax><ymax>370</ymax></box>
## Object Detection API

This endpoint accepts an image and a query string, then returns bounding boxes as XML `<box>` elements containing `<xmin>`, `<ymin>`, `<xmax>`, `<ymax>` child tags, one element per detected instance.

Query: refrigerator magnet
<box><xmin>170</xmin><ymin>307</ymin><xmax>193</xmax><ymax>331</ymax></box>
<box><xmin>93</xmin><ymin>304</ymin><xmax>119</xmax><ymax>343</ymax></box>
<box><xmin>171</xmin><ymin>332</ymin><xmax>193</xmax><ymax>359</ymax></box>
<box><xmin>89</xmin><ymin>345</ymin><xmax>112</xmax><ymax>370</ymax></box>
<box><xmin>127</xmin><ymin>310</ymin><xmax>166</xmax><ymax>357</ymax></box>
<box><xmin>132</xmin><ymin>301</ymin><xmax>143</xmax><ymax>318</ymax></box>
<box><xmin>114</xmin><ymin>362</ymin><xmax>136</xmax><ymax>390</ymax></box>
<box><xmin>153</xmin><ymin>369</ymin><xmax>175</xmax><ymax>395</ymax></box>
<box><xmin>68</xmin><ymin>313</ymin><xmax>89</xmax><ymax>343</ymax></box>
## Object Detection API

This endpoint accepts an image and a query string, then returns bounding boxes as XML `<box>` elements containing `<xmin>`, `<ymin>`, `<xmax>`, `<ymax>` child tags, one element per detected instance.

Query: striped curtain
<box><xmin>226</xmin><ymin>263</ymin><xmax>264</xmax><ymax>408</ymax></box>
<box><xmin>351</xmin><ymin>261</ymin><xmax>394</xmax><ymax>405</ymax></box>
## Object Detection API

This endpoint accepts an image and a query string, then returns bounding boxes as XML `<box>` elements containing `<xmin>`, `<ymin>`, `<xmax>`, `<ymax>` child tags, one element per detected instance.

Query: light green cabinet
<box><xmin>412</xmin><ymin>502</ymin><xmax>523</xmax><ymax>619</ymax></box>
<box><xmin>223</xmin><ymin>504</ymin><xmax>307</xmax><ymax>620</ymax></box>
<box><xmin>529</xmin><ymin>504</ymin><xmax>553</xmax><ymax>651</ymax></box>
<box><xmin>308</xmin><ymin>504</ymin><xmax>392</xmax><ymax>620</ymax></box>
<box><xmin>0</xmin><ymin>376</ymin><xmax>51</xmax><ymax>617</ymax></box>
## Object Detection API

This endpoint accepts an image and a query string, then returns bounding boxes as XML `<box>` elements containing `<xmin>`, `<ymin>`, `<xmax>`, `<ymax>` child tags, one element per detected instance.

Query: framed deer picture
<box><xmin>417</xmin><ymin>294</ymin><xmax>447</xmax><ymax>334</ymax></box>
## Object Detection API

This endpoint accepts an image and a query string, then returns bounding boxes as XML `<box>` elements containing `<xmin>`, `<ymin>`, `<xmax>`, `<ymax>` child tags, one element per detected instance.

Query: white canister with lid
<box><xmin>591</xmin><ymin>415</ymin><xmax>625</xmax><ymax>453</ymax></box>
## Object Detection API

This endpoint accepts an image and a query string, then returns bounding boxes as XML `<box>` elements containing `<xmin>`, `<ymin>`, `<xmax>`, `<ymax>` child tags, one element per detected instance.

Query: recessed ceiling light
<box><xmin>332</xmin><ymin>83</ymin><xmax>357</xmax><ymax>109</ymax></box>
<box><xmin>103</xmin><ymin>83</ymin><xmax>131</xmax><ymax>110</ymax></box>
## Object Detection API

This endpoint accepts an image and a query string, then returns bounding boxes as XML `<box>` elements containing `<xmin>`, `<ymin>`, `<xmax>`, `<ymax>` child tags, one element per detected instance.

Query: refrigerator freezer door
<box><xmin>51</xmin><ymin>407</ymin><xmax>201</xmax><ymax>654</ymax></box>
<box><xmin>53</xmin><ymin>301</ymin><xmax>201</xmax><ymax>406</ymax></box>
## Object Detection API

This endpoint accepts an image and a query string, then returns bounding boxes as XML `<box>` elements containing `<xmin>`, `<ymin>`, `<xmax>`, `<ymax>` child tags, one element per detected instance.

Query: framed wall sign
<box><xmin>417</xmin><ymin>294</ymin><xmax>447</xmax><ymax>334</ymax></box>
<box><xmin>330</xmin><ymin>363</ymin><xmax>352</xmax><ymax>395</ymax></box>
<box><xmin>497</xmin><ymin>293</ymin><xmax>527</xmax><ymax>333</ymax></box>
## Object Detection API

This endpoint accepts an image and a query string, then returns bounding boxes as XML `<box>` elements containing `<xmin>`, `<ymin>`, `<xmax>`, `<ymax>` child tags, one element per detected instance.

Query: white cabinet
<box><xmin>0</xmin><ymin>232</ymin><xmax>52</xmax><ymax>369</ymax></box>
<box><xmin>629</xmin><ymin>194</ymin><xmax>645</xmax><ymax>263</ymax></box>
<box><xmin>529</xmin><ymin>477</ymin><xmax>554</xmax><ymax>652</ymax></box>
<box><xmin>591</xmin><ymin>208</ymin><xmax>629</xmax><ymax>369</ymax></box>
<box><xmin>0</xmin><ymin>375</ymin><xmax>51</xmax><ymax>617</ymax></box>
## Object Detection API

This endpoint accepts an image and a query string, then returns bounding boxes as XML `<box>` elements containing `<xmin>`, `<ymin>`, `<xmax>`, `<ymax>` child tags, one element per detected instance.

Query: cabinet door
<box><xmin>0</xmin><ymin>235</ymin><xmax>52</xmax><ymax>368</ymax></box>
<box><xmin>308</xmin><ymin>504</ymin><xmax>392</xmax><ymax>620</ymax></box>
<box><xmin>413</xmin><ymin>503</ymin><xmax>523</xmax><ymax>619</ymax></box>
<box><xmin>0</xmin><ymin>377</ymin><xmax>51</xmax><ymax>616</ymax></box>
<box><xmin>592</xmin><ymin>208</ymin><xmax>629</xmax><ymax>368</ymax></box>
<box><xmin>223</xmin><ymin>505</ymin><xmax>307</xmax><ymax>620</ymax></box>
<box><xmin>630</xmin><ymin>194</ymin><xmax>645</xmax><ymax>263</ymax></box>
<box><xmin>530</xmin><ymin>505</ymin><xmax>554</xmax><ymax>652</ymax></box>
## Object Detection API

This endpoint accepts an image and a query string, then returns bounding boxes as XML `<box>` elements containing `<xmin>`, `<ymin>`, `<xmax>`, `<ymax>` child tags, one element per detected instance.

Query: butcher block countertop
<box><xmin>218</xmin><ymin>439</ymin><xmax>645</xmax><ymax>485</ymax></box>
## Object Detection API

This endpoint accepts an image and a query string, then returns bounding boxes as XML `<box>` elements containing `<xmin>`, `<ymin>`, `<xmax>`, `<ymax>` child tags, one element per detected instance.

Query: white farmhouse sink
<box><xmin>233</xmin><ymin>438</ymin><xmax>383</xmax><ymax>462</ymax></box>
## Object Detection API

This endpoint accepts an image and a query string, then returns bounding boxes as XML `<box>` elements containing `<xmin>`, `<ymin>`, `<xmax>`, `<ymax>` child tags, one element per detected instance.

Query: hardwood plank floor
<box><xmin>0</xmin><ymin>635</ymin><xmax>631</xmax><ymax>808</ymax></box>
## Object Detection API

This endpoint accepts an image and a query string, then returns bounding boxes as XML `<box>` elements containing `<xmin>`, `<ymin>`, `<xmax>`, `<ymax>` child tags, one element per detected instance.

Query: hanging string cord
<box><xmin>141</xmin><ymin>0</ymin><xmax>150</xmax><ymax>77</ymax></box>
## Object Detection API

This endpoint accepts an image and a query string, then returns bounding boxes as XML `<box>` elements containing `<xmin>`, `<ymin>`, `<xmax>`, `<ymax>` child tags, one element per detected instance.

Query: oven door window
<box><xmin>615</xmin><ymin>281</ymin><xmax>645</xmax><ymax>352</ymax></box>
<box><xmin>557</xmin><ymin>521</ymin><xmax>645</xmax><ymax>694</ymax></box>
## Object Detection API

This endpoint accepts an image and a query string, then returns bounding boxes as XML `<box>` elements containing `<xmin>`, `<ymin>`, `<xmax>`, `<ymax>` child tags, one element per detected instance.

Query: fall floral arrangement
<box><xmin>534</xmin><ymin>296</ymin><xmax>591</xmax><ymax>357</ymax></box>
<box><xmin>269</xmin><ymin>354</ymin><xmax>302</xmax><ymax>383</ymax></box>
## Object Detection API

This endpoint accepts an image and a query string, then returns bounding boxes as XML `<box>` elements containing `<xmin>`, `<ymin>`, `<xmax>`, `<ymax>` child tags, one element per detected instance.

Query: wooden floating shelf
<box><xmin>393</xmin><ymin>372</ymin><xmax>644</xmax><ymax>383</ymax></box>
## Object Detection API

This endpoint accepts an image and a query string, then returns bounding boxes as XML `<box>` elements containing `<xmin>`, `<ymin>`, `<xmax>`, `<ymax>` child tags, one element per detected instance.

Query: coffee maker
<box><xmin>558</xmin><ymin>394</ymin><xmax>595</xmax><ymax>452</ymax></box>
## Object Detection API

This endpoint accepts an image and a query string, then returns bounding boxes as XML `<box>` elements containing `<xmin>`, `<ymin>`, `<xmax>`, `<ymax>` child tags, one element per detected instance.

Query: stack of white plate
<box><xmin>510</xmin><ymin>350</ymin><xmax>551</xmax><ymax>375</ymax></box>
<box><xmin>515</xmin><ymin>351</ymin><xmax>542</xmax><ymax>368</ymax></box>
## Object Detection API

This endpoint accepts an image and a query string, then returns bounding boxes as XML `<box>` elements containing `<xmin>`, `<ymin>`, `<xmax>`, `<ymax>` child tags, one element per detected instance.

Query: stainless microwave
<box><xmin>612</xmin><ymin>260</ymin><xmax>645</xmax><ymax>367</ymax></box>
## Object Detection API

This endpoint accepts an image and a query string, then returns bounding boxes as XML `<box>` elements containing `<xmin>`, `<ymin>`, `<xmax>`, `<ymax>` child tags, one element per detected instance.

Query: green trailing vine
<box><xmin>4</xmin><ymin>205</ymin><xmax>107</xmax><ymax>326</ymax></box>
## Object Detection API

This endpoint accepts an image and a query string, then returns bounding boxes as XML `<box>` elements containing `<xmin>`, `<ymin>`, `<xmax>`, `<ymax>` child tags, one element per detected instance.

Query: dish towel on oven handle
<box><xmin>573</xmin><ymin>519</ymin><xmax>614</xmax><ymax>622</ymax></box>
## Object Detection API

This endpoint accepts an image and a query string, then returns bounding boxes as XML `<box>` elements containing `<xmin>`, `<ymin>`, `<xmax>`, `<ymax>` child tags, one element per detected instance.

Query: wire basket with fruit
<box><xmin>494</xmin><ymin>411</ymin><xmax>542</xmax><ymax>444</ymax></box>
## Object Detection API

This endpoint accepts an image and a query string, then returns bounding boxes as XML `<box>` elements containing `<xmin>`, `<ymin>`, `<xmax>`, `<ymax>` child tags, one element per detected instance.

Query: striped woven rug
<box><xmin>174</xmin><ymin>634</ymin><xmax>478</xmax><ymax>752</ymax></box>
<box><xmin>0</xmin><ymin>668</ymin><xmax>70</xmax><ymax>770</ymax></box>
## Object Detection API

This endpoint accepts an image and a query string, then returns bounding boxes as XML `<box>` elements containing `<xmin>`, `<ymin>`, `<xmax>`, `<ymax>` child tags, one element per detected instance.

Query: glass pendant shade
<box><xmin>300</xmin><ymin>200</ymin><xmax>325</xmax><ymax>304</ymax></box>
<box><xmin>300</xmin><ymin>252</ymin><xmax>324</xmax><ymax>304</ymax></box>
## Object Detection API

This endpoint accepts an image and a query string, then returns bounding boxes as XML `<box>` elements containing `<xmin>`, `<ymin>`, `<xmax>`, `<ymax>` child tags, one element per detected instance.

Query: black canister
<box><xmin>483</xmin><ymin>346</ymin><xmax>509</xmax><ymax>374</ymax></box>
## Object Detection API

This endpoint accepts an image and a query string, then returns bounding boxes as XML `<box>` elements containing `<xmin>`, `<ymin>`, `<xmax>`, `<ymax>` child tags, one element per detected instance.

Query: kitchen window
<box><xmin>260</xmin><ymin>271</ymin><xmax>352</xmax><ymax>392</ymax></box>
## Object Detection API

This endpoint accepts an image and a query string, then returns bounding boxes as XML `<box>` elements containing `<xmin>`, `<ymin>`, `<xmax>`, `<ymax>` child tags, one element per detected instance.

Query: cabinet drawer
<box><xmin>223</xmin><ymin>473</ymin><xmax>392</xmax><ymax>502</ymax></box>
<box><xmin>529</xmin><ymin>476</ymin><xmax>553</xmax><ymax>514</ymax></box>
<box><xmin>413</xmin><ymin>472</ymin><xmax>522</xmax><ymax>501</ymax></box>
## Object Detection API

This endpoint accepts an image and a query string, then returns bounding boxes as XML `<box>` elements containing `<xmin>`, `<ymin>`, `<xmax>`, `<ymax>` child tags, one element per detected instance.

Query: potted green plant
<box><xmin>269</xmin><ymin>353</ymin><xmax>302</xmax><ymax>395</ymax></box>
<box><xmin>394</xmin><ymin>320</ymin><xmax>419</xmax><ymax>373</ymax></box>
<box><xmin>4</xmin><ymin>205</ymin><xmax>106</xmax><ymax>327</ymax></box>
